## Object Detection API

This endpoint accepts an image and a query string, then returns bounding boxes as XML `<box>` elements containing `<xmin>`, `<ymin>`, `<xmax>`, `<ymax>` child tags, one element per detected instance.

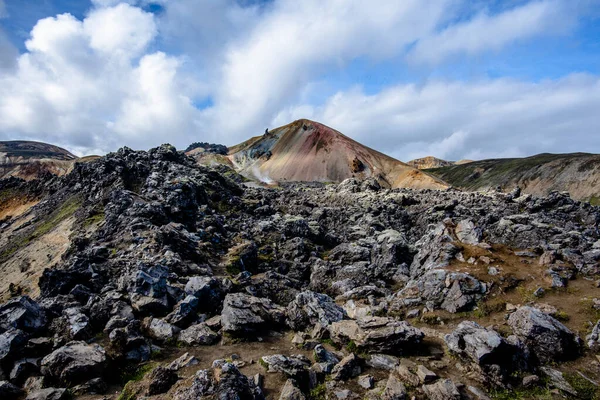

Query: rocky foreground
<box><xmin>0</xmin><ymin>145</ymin><xmax>600</xmax><ymax>400</ymax></box>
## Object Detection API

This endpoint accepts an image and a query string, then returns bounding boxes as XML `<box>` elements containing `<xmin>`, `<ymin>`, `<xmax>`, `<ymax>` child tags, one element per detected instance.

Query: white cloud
<box><xmin>210</xmin><ymin>0</ymin><xmax>451</xmax><ymax>139</ymax></box>
<box><xmin>408</xmin><ymin>0</ymin><xmax>575</xmax><ymax>64</ymax></box>
<box><xmin>276</xmin><ymin>74</ymin><xmax>600</xmax><ymax>161</ymax></box>
<box><xmin>0</xmin><ymin>4</ymin><xmax>199</xmax><ymax>154</ymax></box>
<box><xmin>84</xmin><ymin>4</ymin><xmax>156</xmax><ymax>57</ymax></box>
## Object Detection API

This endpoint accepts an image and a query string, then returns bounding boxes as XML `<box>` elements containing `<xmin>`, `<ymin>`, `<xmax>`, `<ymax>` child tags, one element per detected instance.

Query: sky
<box><xmin>0</xmin><ymin>0</ymin><xmax>599</xmax><ymax>161</ymax></box>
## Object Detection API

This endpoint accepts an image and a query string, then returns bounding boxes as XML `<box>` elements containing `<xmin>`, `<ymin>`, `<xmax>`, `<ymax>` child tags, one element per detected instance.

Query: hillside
<box><xmin>0</xmin><ymin>140</ymin><xmax>77</xmax><ymax>180</ymax></box>
<box><xmin>228</xmin><ymin>119</ymin><xmax>447</xmax><ymax>190</ymax></box>
<box><xmin>426</xmin><ymin>152</ymin><xmax>600</xmax><ymax>203</ymax></box>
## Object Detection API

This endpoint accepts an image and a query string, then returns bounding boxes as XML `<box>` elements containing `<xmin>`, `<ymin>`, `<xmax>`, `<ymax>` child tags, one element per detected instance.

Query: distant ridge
<box><xmin>426</xmin><ymin>152</ymin><xmax>600</xmax><ymax>203</ymax></box>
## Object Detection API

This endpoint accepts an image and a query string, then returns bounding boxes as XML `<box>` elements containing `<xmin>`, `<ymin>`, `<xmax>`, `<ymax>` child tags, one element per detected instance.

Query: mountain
<box><xmin>408</xmin><ymin>156</ymin><xmax>474</xmax><ymax>169</ymax></box>
<box><xmin>228</xmin><ymin>119</ymin><xmax>447</xmax><ymax>189</ymax></box>
<box><xmin>426</xmin><ymin>152</ymin><xmax>600</xmax><ymax>203</ymax></box>
<box><xmin>0</xmin><ymin>140</ymin><xmax>78</xmax><ymax>180</ymax></box>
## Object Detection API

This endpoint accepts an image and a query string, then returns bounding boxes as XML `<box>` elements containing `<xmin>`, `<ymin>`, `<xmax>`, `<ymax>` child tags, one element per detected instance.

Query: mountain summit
<box><xmin>228</xmin><ymin>119</ymin><xmax>447</xmax><ymax>189</ymax></box>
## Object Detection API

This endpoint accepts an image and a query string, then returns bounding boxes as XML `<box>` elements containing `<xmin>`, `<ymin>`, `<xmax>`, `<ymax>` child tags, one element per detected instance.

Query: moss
<box><xmin>309</xmin><ymin>383</ymin><xmax>327</xmax><ymax>400</ymax></box>
<box><xmin>564</xmin><ymin>372</ymin><xmax>600</xmax><ymax>400</ymax></box>
<box><xmin>346</xmin><ymin>340</ymin><xmax>358</xmax><ymax>353</ymax></box>
<box><xmin>553</xmin><ymin>310</ymin><xmax>570</xmax><ymax>322</ymax></box>
<box><xmin>589</xmin><ymin>196</ymin><xmax>600</xmax><ymax>206</ymax></box>
<box><xmin>258</xmin><ymin>357</ymin><xmax>269</xmax><ymax>369</ymax></box>
<box><xmin>491</xmin><ymin>386</ymin><xmax>553</xmax><ymax>400</ymax></box>
<box><xmin>117</xmin><ymin>381</ymin><xmax>137</xmax><ymax>400</ymax></box>
<box><xmin>120</xmin><ymin>362</ymin><xmax>157</xmax><ymax>385</ymax></box>
<box><xmin>474</xmin><ymin>300</ymin><xmax>507</xmax><ymax>318</ymax></box>
<box><xmin>421</xmin><ymin>313</ymin><xmax>441</xmax><ymax>325</ymax></box>
<box><xmin>83</xmin><ymin>210</ymin><xmax>105</xmax><ymax>227</ymax></box>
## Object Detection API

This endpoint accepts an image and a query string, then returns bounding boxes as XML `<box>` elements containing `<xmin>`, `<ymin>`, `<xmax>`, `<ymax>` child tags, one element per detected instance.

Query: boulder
<box><xmin>586</xmin><ymin>320</ymin><xmax>600</xmax><ymax>349</ymax></box>
<box><xmin>313</xmin><ymin>344</ymin><xmax>340</xmax><ymax>373</ymax></box>
<box><xmin>331</xmin><ymin>353</ymin><xmax>361</xmax><ymax>381</ymax></box>
<box><xmin>221</xmin><ymin>293</ymin><xmax>285</xmax><ymax>335</ymax></box>
<box><xmin>0</xmin><ymin>329</ymin><xmax>27</xmax><ymax>365</ymax></box>
<box><xmin>330</xmin><ymin>317</ymin><xmax>424</xmax><ymax>354</ymax></box>
<box><xmin>286</xmin><ymin>291</ymin><xmax>345</xmax><ymax>331</ymax></box>
<box><xmin>422</xmin><ymin>379</ymin><xmax>461</xmax><ymax>400</ymax></box>
<box><xmin>26</xmin><ymin>388</ymin><xmax>69</xmax><ymax>400</ymax></box>
<box><xmin>178</xmin><ymin>323</ymin><xmax>219</xmax><ymax>346</ymax></box>
<box><xmin>184</xmin><ymin>277</ymin><xmax>223</xmax><ymax>311</ymax></box>
<box><xmin>0</xmin><ymin>296</ymin><xmax>46</xmax><ymax>333</ymax></box>
<box><xmin>147</xmin><ymin>366</ymin><xmax>179</xmax><ymax>395</ymax></box>
<box><xmin>0</xmin><ymin>380</ymin><xmax>24</xmax><ymax>399</ymax></box>
<box><xmin>455</xmin><ymin>219</ymin><xmax>482</xmax><ymax>245</ymax></box>
<box><xmin>507</xmin><ymin>306</ymin><xmax>579</xmax><ymax>363</ymax></box>
<box><xmin>212</xmin><ymin>360</ymin><xmax>263</xmax><ymax>400</ymax></box>
<box><xmin>260</xmin><ymin>354</ymin><xmax>311</xmax><ymax>385</ymax></box>
<box><xmin>279</xmin><ymin>379</ymin><xmax>306</xmax><ymax>400</ymax></box>
<box><xmin>63</xmin><ymin>308</ymin><xmax>91</xmax><ymax>340</ymax></box>
<box><xmin>445</xmin><ymin>321</ymin><xmax>515</xmax><ymax>367</ymax></box>
<box><xmin>381</xmin><ymin>374</ymin><xmax>407</xmax><ymax>400</ymax></box>
<box><xmin>146</xmin><ymin>318</ymin><xmax>180</xmax><ymax>342</ymax></box>
<box><xmin>166</xmin><ymin>295</ymin><xmax>200</xmax><ymax>328</ymax></box>
<box><xmin>40</xmin><ymin>341</ymin><xmax>107</xmax><ymax>384</ymax></box>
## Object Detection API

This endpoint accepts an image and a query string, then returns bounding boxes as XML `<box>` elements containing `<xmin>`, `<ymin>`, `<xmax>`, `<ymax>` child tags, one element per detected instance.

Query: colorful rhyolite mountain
<box><xmin>408</xmin><ymin>156</ymin><xmax>473</xmax><ymax>170</ymax></box>
<box><xmin>227</xmin><ymin>119</ymin><xmax>447</xmax><ymax>189</ymax></box>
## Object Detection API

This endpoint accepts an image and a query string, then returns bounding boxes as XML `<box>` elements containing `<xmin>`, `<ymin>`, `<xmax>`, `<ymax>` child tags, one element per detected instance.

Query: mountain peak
<box><xmin>228</xmin><ymin>120</ymin><xmax>447</xmax><ymax>189</ymax></box>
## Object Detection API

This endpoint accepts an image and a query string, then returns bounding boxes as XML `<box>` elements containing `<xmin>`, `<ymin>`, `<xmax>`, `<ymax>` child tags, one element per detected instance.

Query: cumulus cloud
<box><xmin>408</xmin><ymin>0</ymin><xmax>575</xmax><ymax>64</ymax></box>
<box><xmin>0</xmin><ymin>3</ymin><xmax>199</xmax><ymax>155</ymax></box>
<box><xmin>275</xmin><ymin>74</ymin><xmax>600</xmax><ymax>161</ymax></box>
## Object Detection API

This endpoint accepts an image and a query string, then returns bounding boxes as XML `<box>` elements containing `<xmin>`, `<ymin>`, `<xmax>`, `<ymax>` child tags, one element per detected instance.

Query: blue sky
<box><xmin>0</xmin><ymin>0</ymin><xmax>599</xmax><ymax>161</ymax></box>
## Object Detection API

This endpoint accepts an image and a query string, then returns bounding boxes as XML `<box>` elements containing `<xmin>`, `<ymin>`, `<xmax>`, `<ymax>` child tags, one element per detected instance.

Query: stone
<box><xmin>540</xmin><ymin>367</ymin><xmax>577</xmax><ymax>397</ymax></box>
<box><xmin>261</xmin><ymin>354</ymin><xmax>311</xmax><ymax>386</ymax></box>
<box><xmin>330</xmin><ymin>316</ymin><xmax>424</xmax><ymax>354</ymax></box>
<box><xmin>358</xmin><ymin>375</ymin><xmax>374</xmax><ymax>389</ymax></box>
<box><xmin>381</xmin><ymin>374</ymin><xmax>407</xmax><ymax>400</ymax></box>
<box><xmin>221</xmin><ymin>293</ymin><xmax>286</xmax><ymax>335</ymax></box>
<box><xmin>507</xmin><ymin>306</ymin><xmax>579</xmax><ymax>363</ymax></box>
<box><xmin>313</xmin><ymin>344</ymin><xmax>340</xmax><ymax>373</ymax></box>
<box><xmin>0</xmin><ymin>328</ymin><xmax>27</xmax><ymax>365</ymax></box>
<box><xmin>455</xmin><ymin>219</ymin><xmax>482</xmax><ymax>245</ymax></box>
<box><xmin>166</xmin><ymin>295</ymin><xmax>200</xmax><ymax>328</ymax></box>
<box><xmin>169</xmin><ymin>352</ymin><xmax>200</xmax><ymax>371</ymax></box>
<box><xmin>26</xmin><ymin>388</ymin><xmax>69</xmax><ymax>400</ymax></box>
<box><xmin>40</xmin><ymin>341</ymin><xmax>107</xmax><ymax>384</ymax></box>
<box><xmin>522</xmin><ymin>375</ymin><xmax>540</xmax><ymax>387</ymax></box>
<box><xmin>422</xmin><ymin>379</ymin><xmax>461</xmax><ymax>400</ymax></box>
<box><xmin>0</xmin><ymin>381</ymin><xmax>24</xmax><ymax>399</ymax></box>
<box><xmin>366</xmin><ymin>354</ymin><xmax>399</xmax><ymax>371</ymax></box>
<box><xmin>444</xmin><ymin>321</ymin><xmax>514</xmax><ymax>367</ymax></box>
<box><xmin>416</xmin><ymin>365</ymin><xmax>437</xmax><ymax>384</ymax></box>
<box><xmin>177</xmin><ymin>323</ymin><xmax>219</xmax><ymax>346</ymax></box>
<box><xmin>147</xmin><ymin>366</ymin><xmax>179</xmax><ymax>395</ymax></box>
<box><xmin>331</xmin><ymin>353</ymin><xmax>361</xmax><ymax>381</ymax></box>
<box><xmin>396</xmin><ymin>365</ymin><xmax>420</xmax><ymax>387</ymax></box>
<box><xmin>0</xmin><ymin>296</ymin><xmax>46</xmax><ymax>333</ymax></box>
<box><xmin>147</xmin><ymin>318</ymin><xmax>180</xmax><ymax>342</ymax></box>
<box><xmin>279</xmin><ymin>379</ymin><xmax>306</xmax><ymax>400</ymax></box>
<box><xmin>287</xmin><ymin>291</ymin><xmax>345</xmax><ymax>331</ymax></box>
